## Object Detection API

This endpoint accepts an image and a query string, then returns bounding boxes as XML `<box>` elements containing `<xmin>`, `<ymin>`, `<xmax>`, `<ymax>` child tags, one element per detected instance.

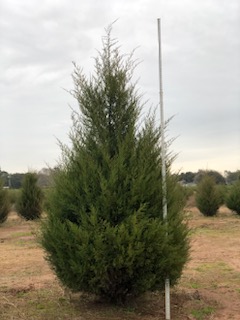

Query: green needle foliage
<box><xmin>17</xmin><ymin>172</ymin><xmax>43</xmax><ymax>220</ymax></box>
<box><xmin>196</xmin><ymin>175</ymin><xmax>221</xmax><ymax>216</ymax></box>
<box><xmin>41</xmin><ymin>27</ymin><xmax>189</xmax><ymax>304</ymax></box>
<box><xmin>0</xmin><ymin>179</ymin><xmax>10</xmax><ymax>224</ymax></box>
<box><xmin>226</xmin><ymin>180</ymin><xmax>240</xmax><ymax>214</ymax></box>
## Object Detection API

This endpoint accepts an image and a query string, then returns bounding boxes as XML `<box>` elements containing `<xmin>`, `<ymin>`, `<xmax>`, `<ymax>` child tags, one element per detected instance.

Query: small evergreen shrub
<box><xmin>226</xmin><ymin>181</ymin><xmax>240</xmax><ymax>214</ymax></box>
<box><xmin>196</xmin><ymin>175</ymin><xmax>221</xmax><ymax>216</ymax></box>
<box><xmin>0</xmin><ymin>180</ymin><xmax>10</xmax><ymax>224</ymax></box>
<box><xmin>16</xmin><ymin>172</ymin><xmax>43</xmax><ymax>220</ymax></box>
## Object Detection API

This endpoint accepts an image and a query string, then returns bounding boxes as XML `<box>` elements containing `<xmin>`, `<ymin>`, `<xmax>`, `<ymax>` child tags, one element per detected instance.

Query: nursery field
<box><xmin>0</xmin><ymin>206</ymin><xmax>240</xmax><ymax>320</ymax></box>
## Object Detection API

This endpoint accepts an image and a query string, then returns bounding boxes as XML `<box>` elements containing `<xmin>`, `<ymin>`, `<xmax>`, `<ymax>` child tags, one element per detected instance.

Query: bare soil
<box><xmin>0</xmin><ymin>207</ymin><xmax>240</xmax><ymax>320</ymax></box>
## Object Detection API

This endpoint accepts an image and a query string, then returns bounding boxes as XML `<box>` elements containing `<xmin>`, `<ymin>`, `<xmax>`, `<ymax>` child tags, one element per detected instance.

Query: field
<box><xmin>0</xmin><ymin>205</ymin><xmax>240</xmax><ymax>320</ymax></box>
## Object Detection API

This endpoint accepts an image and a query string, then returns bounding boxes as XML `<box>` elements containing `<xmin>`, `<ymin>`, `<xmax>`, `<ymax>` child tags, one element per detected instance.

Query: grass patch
<box><xmin>11</xmin><ymin>231</ymin><xmax>33</xmax><ymax>238</ymax></box>
<box><xmin>190</xmin><ymin>283</ymin><xmax>201</xmax><ymax>289</ymax></box>
<box><xmin>13</xmin><ymin>237</ymin><xmax>38</xmax><ymax>247</ymax></box>
<box><xmin>1</xmin><ymin>287</ymin><xmax>78</xmax><ymax>320</ymax></box>
<box><xmin>195</xmin><ymin>262</ymin><xmax>233</xmax><ymax>273</ymax></box>
<box><xmin>193</xmin><ymin>261</ymin><xmax>240</xmax><ymax>289</ymax></box>
<box><xmin>191</xmin><ymin>306</ymin><xmax>215</xmax><ymax>320</ymax></box>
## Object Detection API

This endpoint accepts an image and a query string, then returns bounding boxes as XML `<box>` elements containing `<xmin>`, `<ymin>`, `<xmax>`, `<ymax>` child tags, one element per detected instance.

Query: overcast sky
<box><xmin>0</xmin><ymin>0</ymin><xmax>239</xmax><ymax>174</ymax></box>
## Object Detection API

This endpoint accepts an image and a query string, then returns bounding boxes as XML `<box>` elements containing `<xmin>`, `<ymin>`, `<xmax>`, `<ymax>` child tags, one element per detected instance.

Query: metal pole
<box><xmin>157</xmin><ymin>18</ymin><xmax>170</xmax><ymax>320</ymax></box>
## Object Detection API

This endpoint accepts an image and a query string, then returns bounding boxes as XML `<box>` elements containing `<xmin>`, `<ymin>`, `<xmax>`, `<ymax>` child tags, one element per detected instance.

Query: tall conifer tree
<box><xmin>41</xmin><ymin>27</ymin><xmax>189</xmax><ymax>304</ymax></box>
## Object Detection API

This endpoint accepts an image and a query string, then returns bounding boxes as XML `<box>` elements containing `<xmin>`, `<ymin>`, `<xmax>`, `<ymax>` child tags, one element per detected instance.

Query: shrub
<box><xmin>0</xmin><ymin>180</ymin><xmax>10</xmax><ymax>224</ymax></box>
<box><xmin>226</xmin><ymin>181</ymin><xmax>240</xmax><ymax>214</ymax></box>
<box><xmin>16</xmin><ymin>172</ymin><xmax>43</xmax><ymax>220</ymax></box>
<box><xmin>41</xmin><ymin>27</ymin><xmax>189</xmax><ymax>304</ymax></box>
<box><xmin>196</xmin><ymin>175</ymin><xmax>221</xmax><ymax>216</ymax></box>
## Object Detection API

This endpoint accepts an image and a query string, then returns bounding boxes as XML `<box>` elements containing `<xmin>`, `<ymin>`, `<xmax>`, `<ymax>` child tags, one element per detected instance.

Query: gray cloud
<box><xmin>0</xmin><ymin>0</ymin><xmax>239</xmax><ymax>173</ymax></box>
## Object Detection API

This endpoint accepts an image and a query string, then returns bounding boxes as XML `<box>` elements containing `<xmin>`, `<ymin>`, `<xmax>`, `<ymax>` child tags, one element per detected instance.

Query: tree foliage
<box><xmin>16</xmin><ymin>172</ymin><xmax>43</xmax><ymax>220</ymax></box>
<box><xmin>0</xmin><ymin>170</ymin><xmax>25</xmax><ymax>189</ymax></box>
<box><xmin>194</xmin><ymin>170</ymin><xmax>225</xmax><ymax>185</ymax></box>
<box><xmin>178</xmin><ymin>171</ymin><xmax>196</xmax><ymax>184</ymax></box>
<box><xmin>0</xmin><ymin>179</ymin><xmax>10</xmax><ymax>224</ymax></box>
<box><xmin>41</xmin><ymin>27</ymin><xmax>189</xmax><ymax>304</ymax></box>
<box><xmin>226</xmin><ymin>180</ymin><xmax>240</xmax><ymax>214</ymax></box>
<box><xmin>0</xmin><ymin>171</ymin><xmax>9</xmax><ymax>187</ymax></box>
<box><xmin>196</xmin><ymin>175</ymin><xmax>221</xmax><ymax>216</ymax></box>
<box><xmin>225</xmin><ymin>170</ymin><xmax>240</xmax><ymax>184</ymax></box>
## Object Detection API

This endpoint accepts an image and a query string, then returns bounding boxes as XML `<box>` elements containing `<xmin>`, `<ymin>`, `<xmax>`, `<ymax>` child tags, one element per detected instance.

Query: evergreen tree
<box><xmin>41</xmin><ymin>27</ymin><xmax>189</xmax><ymax>304</ymax></box>
<box><xmin>226</xmin><ymin>180</ymin><xmax>240</xmax><ymax>214</ymax></box>
<box><xmin>17</xmin><ymin>172</ymin><xmax>43</xmax><ymax>220</ymax></box>
<box><xmin>0</xmin><ymin>179</ymin><xmax>10</xmax><ymax>224</ymax></box>
<box><xmin>196</xmin><ymin>175</ymin><xmax>221</xmax><ymax>216</ymax></box>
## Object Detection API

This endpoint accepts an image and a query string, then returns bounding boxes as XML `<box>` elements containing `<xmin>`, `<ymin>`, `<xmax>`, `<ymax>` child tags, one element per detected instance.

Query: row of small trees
<box><xmin>195</xmin><ymin>175</ymin><xmax>240</xmax><ymax>216</ymax></box>
<box><xmin>1</xmin><ymin>171</ymin><xmax>239</xmax><ymax>224</ymax></box>
<box><xmin>0</xmin><ymin>172</ymin><xmax>43</xmax><ymax>223</ymax></box>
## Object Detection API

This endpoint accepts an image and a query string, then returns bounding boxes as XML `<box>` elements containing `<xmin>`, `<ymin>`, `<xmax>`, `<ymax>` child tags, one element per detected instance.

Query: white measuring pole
<box><xmin>157</xmin><ymin>18</ymin><xmax>170</xmax><ymax>320</ymax></box>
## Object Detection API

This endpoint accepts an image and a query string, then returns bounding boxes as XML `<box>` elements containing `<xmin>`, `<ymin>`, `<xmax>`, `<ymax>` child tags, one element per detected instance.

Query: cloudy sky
<box><xmin>1</xmin><ymin>0</ymin><xmax>239</xmax><ymax>174</ymax></box>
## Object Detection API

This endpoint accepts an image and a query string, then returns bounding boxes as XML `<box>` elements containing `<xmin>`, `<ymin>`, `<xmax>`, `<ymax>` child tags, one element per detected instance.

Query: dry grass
<box><xmin>0</xmin><ymin>208</ymin><xmax>240</xmax><ymax>319</ymax></box>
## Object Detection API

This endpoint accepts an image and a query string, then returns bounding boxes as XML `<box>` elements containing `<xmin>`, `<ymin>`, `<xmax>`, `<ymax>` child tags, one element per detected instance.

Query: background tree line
<box><xmin>1</xmin><ymin>168</ymin><xmax>239</xmax><ymax>189</ymax></box>
<box><xmin>0</xmin><ymin>167</ymin><xmax>53</xmax><ymax>189</ymax></box>
<box><xmin>178</xmin><ymin>169</ymin><xmax>240</xmax><ymax>185</ymax></box>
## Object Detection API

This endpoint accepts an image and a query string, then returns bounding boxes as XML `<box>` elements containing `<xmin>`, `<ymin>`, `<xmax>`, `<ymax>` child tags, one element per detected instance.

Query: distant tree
<box><xmin>226</xmin><ymin>180</ymin><xmax>240</xmax><ymax>214</ymax></box>
<box><xmin>16</xmin><ymin>172</ymin><xmax>43</xmax><ymax>220</ymax></box>
<box><xmin>37</xmin><ymin>168</ymin><xmax>53</xmax><ymax>188</ymax></box>
<box><xmin>41</xmin><ymin>28</ymin><xmax>189</xmax><ymax>304</ymax></box>
<box><xmin>178</xmin><ymin>171</ymin><xmax>196</xmax><ymax>184</ymax></box>
<box><xmin>194</xmin><ymin>170</ymin><xmax>225</xmax><ymax>185</ymax></box>
<box><xmin>0</xmin><ymin>179</ymin><xmax>10</xmax><ymax>224</ymax></box>
<box><xmin>10</xmin><ymin>173</ymin><xmax>25</xmax><ymax>189</ymax></box>
<box><xmin>225</xmin><ymin>170</ymin><xmax>240</xmax><ymax>184</ymax></box>
<box><xmin>196</xmin><ymin>175</ymin><xmax>221</xmax><ymax>216</ymax></box>
<box><xmin>0</xmin><ymin>171</ymin><xmax>9</xmax><ymax>187</ymax></box>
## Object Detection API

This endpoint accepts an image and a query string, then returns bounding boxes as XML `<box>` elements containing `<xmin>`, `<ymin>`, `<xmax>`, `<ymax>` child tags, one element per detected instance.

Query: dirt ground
<box><xmin>0</xmin><ymin>207</ymin><xmax>240</xmax><ymax>320</ymax></box>
<box><xmin>181</xmin><ymin>206</ymin><xmax>240</xmax><ymax>319</ymax></box>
